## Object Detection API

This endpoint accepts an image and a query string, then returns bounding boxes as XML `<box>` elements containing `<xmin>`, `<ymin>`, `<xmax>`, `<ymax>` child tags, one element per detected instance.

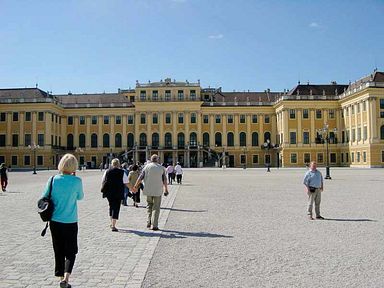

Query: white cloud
<box><xmin>208</xmin><ymin>34</ymin><xmax>224</xmax><ymax>40</ymax></box>
<box><xmin>309</xmin><ymin>22</ymin><xmax>320</xmax><ymax>28</ymax></box>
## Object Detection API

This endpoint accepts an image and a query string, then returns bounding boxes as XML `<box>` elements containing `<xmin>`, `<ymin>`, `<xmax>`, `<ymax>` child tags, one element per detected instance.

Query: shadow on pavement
<box><xmin>161</xmin><ymin>207</ymin><xmax>208</xmax><ymax>213</ymax></box>
<box><xmin>324</xmin><ymin>218</ymin><xmax>377</xmax><ymax>222</ymax></box>
<box><xmin>119</xmin><ymin>229</ymin><xmax>233</xmax><ymax>239</ymax></box>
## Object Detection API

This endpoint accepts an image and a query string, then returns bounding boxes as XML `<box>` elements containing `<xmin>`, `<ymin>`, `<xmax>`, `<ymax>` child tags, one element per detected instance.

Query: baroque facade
<box><xmin>0</xmin><ymin>72</ymin><xmax>384</xmax><ymax>169</ymax></box>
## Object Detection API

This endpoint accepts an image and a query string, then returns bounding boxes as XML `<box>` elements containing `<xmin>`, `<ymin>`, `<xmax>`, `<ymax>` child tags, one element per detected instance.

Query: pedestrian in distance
<box><xmin>133</xmin><ymin>154</ymin><xmax>169</xmax><ymax>231</ymax></box>
<box><xmin>303</xmin><ymin>161</ymin><xmax>324</xmax><ymax>220</ymax></box>
<box><xmin>166</xmin><ymin>163</ymin><xmax>175</xmax><ymax>185</ymax></box>
<box><xmin>175</xmin><ymin>162</ymin><xmax>183</xmax><ymax>184</ymax></box>
<box><xmin>41</xmin><ymin>154</ymin><xmax>84</xmax><ymax>288</ymax></box>
<box><xmin>101</xmin><ymin>158</ymin><xmax>129</xmax><ymax>232</ymax></box>
<box><xmin>127</xmin><ymin>164</ymin><xmax>141</xmax><ymax>207</ymax></box>
<box><xmin>0</xmin><ymin>163</ymin><xmax>8</xmax><ymax>192</ymax></box>
<box><xmin>121</xmin><ymin>163</ymin><xmax>131</xmax><ymax>206</ymax></box>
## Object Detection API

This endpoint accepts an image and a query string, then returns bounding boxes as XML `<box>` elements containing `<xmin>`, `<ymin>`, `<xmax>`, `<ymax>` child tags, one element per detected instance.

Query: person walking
<box><xmin>166</xmin><ymin>163</ymin><xmax>174</xmax><ymax>185</ymax></box>
<box><xmin>303</xmin><ymin>161</ymin><xmax>324</xmax><ymax>220</ymax></box>
<box><xmin>175</xmin><ymin>162</ymin><xmax>183</xmax><ymax>184</ymax></box>
<box><xmin>41</xmin><ymin>154</ymin><xmax>84</xmax><ymax>288</ymax></box>
<box><xmin>0</xmin><ymin>163</ymin><xmax>8</xmax><ymax>192</ymax></box>
<box><xmin>127</xmin><ymin>164</ymin><xmax>141</xmax><ymax>207</ymax></box>
<box><xmin>121</xmin><ymin>163</ymin><xmax>131</xmax><ymax>206</ymax></box>
<box><xmin>101</xmin><ymin>158</ymin><xmax>128</xmax><ymax>232</ymax></box>
<box><xmin>133</xmin><ymin>154</ymin><xmax>169</xmax><ymax>231</ymax></box>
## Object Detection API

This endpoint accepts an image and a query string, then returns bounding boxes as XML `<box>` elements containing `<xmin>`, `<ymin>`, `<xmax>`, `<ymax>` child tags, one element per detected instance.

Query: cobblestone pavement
<box><xmin>143</xmin><ymin>168</ymin><xmax>384</xmax><ymax>288</ymax></box>
<box><xmin>0</xmin><ymin>170</ymin><xmax>180</xmax><ymax>288</ymax></box>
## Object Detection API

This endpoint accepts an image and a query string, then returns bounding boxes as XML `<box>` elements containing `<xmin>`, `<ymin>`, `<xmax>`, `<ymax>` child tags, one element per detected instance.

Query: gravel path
<box><xmin>142</xmin><ymin>168</ymin><xmax>384</xmax><ymax>288</ymax></box>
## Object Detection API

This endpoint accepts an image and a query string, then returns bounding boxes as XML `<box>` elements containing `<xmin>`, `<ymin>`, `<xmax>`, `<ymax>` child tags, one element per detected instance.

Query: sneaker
<box><xmin>59</xmin><ymin>280</ymin><xmax>72</xmax><ymax>288</ymax></box>
<box><xmin>316</xmin><ymin>216</ymin><xmax>325</xmax><ymax>220</ymax></box>
<box><xmin>111</xmin><ymin>227</ymin><xmax>118</xmax><ymax>232</ymax></box>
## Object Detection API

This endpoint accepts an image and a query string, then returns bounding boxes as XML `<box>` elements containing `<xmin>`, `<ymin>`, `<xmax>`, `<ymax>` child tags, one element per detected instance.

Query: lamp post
<box><xmin>263</xmin><ymin>139</ymin><xmax>272</xmax><ymax>172</ymax></box>
<box><xmin>75</xmin><ymin>147</ymin><xmax>84</xmax><ymax>170</ymax></box>
<box><xmin>28</xmin><ymin>143</ymin><xmax>40</xmax><ymax>174</ymax></box>
<box><xmin>317</xmin><ymin>123</ymin><xmax>337</xmax><ymax>180</ymax></box>
<box><xmin>242</xmin><ymin>146</ymin><xmax>246</xmax><ymax>169</ymax></box>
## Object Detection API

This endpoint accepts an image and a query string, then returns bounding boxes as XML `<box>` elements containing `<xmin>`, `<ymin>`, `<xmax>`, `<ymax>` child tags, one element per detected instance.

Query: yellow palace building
<box><xmin>0</xmin><ymin>71</ymin><xmax>383</xmax><ymax>169</ymax></box>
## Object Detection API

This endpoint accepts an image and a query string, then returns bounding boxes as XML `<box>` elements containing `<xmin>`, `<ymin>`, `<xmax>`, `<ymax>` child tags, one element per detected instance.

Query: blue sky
<box><xmin>0</xmin><ymin>0</ymin><xmax>383</xmax><ymax>94</ymax></box>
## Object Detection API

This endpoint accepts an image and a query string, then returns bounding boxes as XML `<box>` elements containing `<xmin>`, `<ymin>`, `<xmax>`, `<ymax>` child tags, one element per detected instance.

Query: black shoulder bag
<box><xmin>37</xmin><ymin>176</ymin><xmax>54</xmax><ymax>237</ymax></box>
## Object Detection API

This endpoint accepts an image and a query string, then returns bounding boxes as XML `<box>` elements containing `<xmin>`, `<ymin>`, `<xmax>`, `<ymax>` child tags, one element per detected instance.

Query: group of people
<box><xmin>165</xmin><ymin>162</ymin><xmax>183</xmax><ymax>185</ymax></box>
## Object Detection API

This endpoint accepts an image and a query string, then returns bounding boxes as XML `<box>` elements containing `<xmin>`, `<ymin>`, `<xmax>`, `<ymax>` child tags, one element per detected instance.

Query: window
<box><xmin>239</xmin><ymin>132</ymin><xmax>246</xmax><ymax>147</ymax></box>
<box><xmin>92</xmin><ymin>116</ymin><xmax>97</xmax><ymax>125</ymax></box>
<box><xmin>252</xmin><ymin>132</ymin><xmax>259</xmax><ymax>147</ymax></box>
<box><xmin>178</xmin><ymin>113</ymin><xmax>184</xmax><ymax>124</ymax></box>
<box><xmin>330</xmin><ymin>153</ymin><xmax>336</xmax><ymax>163</ymax></box>
<box><xmin>380</xmin><ymin>99</ymin><xmax>384</xmax><ymax>109</ymax></box>
<box><xmin>227</xmin><ymin>115</ymin><xmax>233</xmax><ymax>124</ymax></box>
<box><xmin>79</xmin><ymin>116</ymin><xmax>85</xmax><ymax>125</ymax></box>
<box><xmin>215</xmin><ymin>132</ymin><xmax>222</xmax><ymax>147</ymax></box>
<box><xmin>303</xmin><ymin>131</ymin><xmax>310</xmax><ymax>144</ymax></box>
<box><xmin>240</xmin><ymin>115</ymin><xmax>246</xmax><ymax>123</ymax></box>
<box><xmin>11</xmin><ymin>155</ymin><xmax>17</xmax><ymax>166</ymax></box>
<box><xmin>357</xmin><ymin>103</ymin><xmax>360</xmax><ymax>113</ymax></box>
<box><xmin>165</xmin><ymin>90</ymin><xmax>171</xmax><ymax>101</ymax></box>
<box><xmin>341</xmin><ymin>153</ymin><xmax>344</xmax><ymax>163</ymax></box>
<box><xmin>37</xmin><ymin>156</ymin><xmax>43</xmax><ymax>166</ymax></box>
<box><xmin>103</xmin><ymin>116</ymin><xmax>109</xmax><ymax>125</ymax></box>
<box><xmin>203</xmin><ymin>133</ymin><xmax>210</xmax><ymax>147</ymax></box>
<box><xmin>203</xmin><ymin>115</ymin><xmax>209</xmax><ymax>124</ymax></box>
<box><xmin>265</xmin><ymin>154</ymin><xmax>271</xmax><ymax>164</ymax></box>
<box><xmin>352</xmin><ymin>129</ymin><xmax>356</xmax><ymax>142</ymax></box>
<box><xmin>317</xmin><ymin>153</ymin><xmax>324</xmax><ymax>163</ymax></box>
<box><xmin>24</xmin><ymin>155</ymin><xmax>31</xmax><ymax>166</ymax></box>
<box><xmin>227</xmin><ymin>132</ymin><xmax>234</xmax><ymax>147</ymax></box>
<box><xmin>127</xmin><ymin>115</ymin><xmax>134</xmax><ymax>124</ymax></box>
<box><xmin>342</xmin><ymin>131</ymin><xmax>345</xmax><ymax>143</ymax></box>
<box><xmin>140</xmin><ymin>114</ymin><xmax>146</xmax><ymax>124</ymax></box>
<box><xmin>178</xmin><ymin>90</ymin><xmax>184</xmax><ymax>101</ymax></box>
<box><xmin>24</xmin><ymin>134</ymin><xmax>31</xmax><ymax>146</ymax></box>
<box><xmin>363</xmin><ymin>151</ymin><xmax>367</xmax><ymax>162</ymax></box>
<box><xmin>0</xmin><ymin>112</ymin><xmax>6</xmax><ymax>122</ymax></box>
<box><xmin>190</xmin><ymin>113</ymin><xmax>196</xmax><ymax>124</ymax></box>
<box><xmin>151</xmin><ymin>133</ymin><xmax>159</xmax><ymax>148</ymax></box>
<box><xmin>346</xmin><ymin>152</ymin><xmax>349</xmax><ymax>162</ymax></box>
<box><xmin>12</xmin><ymin>134</ymin><xmax>18</xmax><ymax>147</ymax></box>
<box><xmin>252</xmin><ymin>115</ymin><xmax>258</xmax><ymax>123</ymax></box>
<box><xmin>103</xmin><ymin>134</ymin><xmax>110</xmax><ymax>148</ymax></box>
<box><xmin>115</xmin><ymin>116</ymin><xmax>121</xmax><ymax>125</ymax></box>
<box><xmin>24</xmin><ymin>112</ymin><xmax>31</xmax><ymax>121</ymax></box>
<box><xmin>140</xmin><ymin>91</ymin><xmax>146</xmax><ymax>101</ymax></box>
<box><xmin>357</xmin><ymin>127</ymin><xmax>361</xmax><ymax>141</ymax></box>
<box><xmin>303</xmin><ymin>109</ymin><xmax>309</xmax><ymax>119</ymax></box>
<box><xmin>356</xmin><ymin>152</ymin><xmax>361</xmax><ymax>162</ymax></box>
<box><xmin>215</xmin><ymin>115</ymin><xmax>221</xmax><ymax>124</ymax></box>
<box><xmin>290</xmin><ymin>153</ymin><xmax>297</xmax><ymax>164</ymax></box>
<box><xmin>177</xmin><ymin>133</ymin><xmax>185</xmax><ymax>148</ymax></box>
<box><xmin>67</xmin><ymin>134</ymin><xmax>74</xmax><ymax>148</ymax></box>
<box><xmin>289</xmin><ymin>109</ymin><xmax>296</xmax><ymax>119</ymax></box>
<box><xmin>346</xmin><ymin>130</ymin><xmax>350</xmax><ymax>142</ymax></box>
<box><xmin>139</xmin><ymin>133</ymin><xmax>147</xmax><ymax>147</ymax></box>
<box><xmin>304</xmin><ymin>153</ymin><xmax>311</xmax><ymax>164</ymax></box>
<box><xmin>79</xmin><ymin>156</ymin><xmax>84</xmax><ymax>166</ymax></box>
<box><xmin>190</xmin><ymin>132</ymin><xmax>197</xmax><ymax>147</ymax></box>
<box><xmin>316</xmin><ymin>110</ymin><xmax>322</xmax><ymax>119</ymax></box>
<box><xmin>264</xmin><ymin>115</ymin><xmax>270</xmax><ymax>123</ymax></box>
<box><xmin>127</xmin><ymin>133</ymin><xmax>134</xmax><ymax>148</ymax></box>
<box><xmin>190</xmin><ymin>90</ymin><xmax>196</xmax><ymax>100</ymax></box>
<box><xmin>38</xmin><ymin>112</ymin><xmax>44</xmax><ymax>121</ymax></box>
<box><xmin>290</xmin><ymin>132</ymin><xmax>297</xmax><ymax>144</ymax></box>
<box><xmin>329</xmin><ymin>110</ymin><xmax>335</xmax><ymax>119</ymax></box>
<box><xmin>264</xmin><ymin>132</ymin><xmax>271</xmax><ymax>143</ymax></box>
<box><xmin>363</xmin><ymin>126</ymin><xmax>367</xmax><ymax>140</ymax></box>
<box><xmin>165</xmin><ymin>113</ymin><xmax>171</xmax><ymax>124</ymax></box>
<box><xmin>115</xmin><ymin>133</ymin><xmax>122</xmax><ymax>148</ymax></box>
<box><xmin>381</xmin><ymin>125</ymin><xmax>384</xmax><ymax>140</ymax></box>
<box><xmin>38</xmin><ymin>134</ymin><xmax>44</xmax><ymax>146</ymax></box>
<box><xmin>152</xmin><ymin>114</ymin><xmax>158</xmax><ymax>124</ymax></box>
<box><xmin>79</xmin><ymin>134</ymin><xmax>86</xmax><ymax>148</ymax></box>
<box><xmin>252</xmin><ymin>155</ymin><xmax>259</xmax><ymax>164</ymax></box>
<box><xmin>165</xmin><ymin>133</ymin><xmax>172</xmax><ymax>148</ymax></box>
<box><xmin>68</xmin><ymin>116</ymin><xmax>73</xmax><ymax>125</ymax></box>
<box><xmin>351</xmin><ymin>152</ymin><xmax>355</xmax><ymax>162</ymax></box>
<box><xmin>382</xmin><ymin>151</ymin><xmax>384</xmax><ymax>162</ymax></box>
<box><xmin>91</xmin><ymin>134</ymin><xmax>98</xmax><ymax>148</ymax></box>
<box><xmin>240</xmin><ymin>155</ymin><xmax>246</xmax><ymax>164</ymax></box>
<box><xmin>381</xmin><ymin>111</ymin><xmax>384</xmax><ymax>118</ymax></box>
<box><xmin>152</xmin><ymin>90</ymin><xmax>158</xmax><ymax>101</ymax></box>
<box><xmin>12</xmin><ymin>112</ymin><xmax>18</xmax><ymax>121</ymax></box>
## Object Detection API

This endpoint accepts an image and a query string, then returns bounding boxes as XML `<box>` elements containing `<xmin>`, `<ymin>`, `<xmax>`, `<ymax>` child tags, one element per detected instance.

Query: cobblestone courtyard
<box><xmin>0</xmin><ymin>168</ymin><xmax>383</xmax><ymax>287</ymax></box>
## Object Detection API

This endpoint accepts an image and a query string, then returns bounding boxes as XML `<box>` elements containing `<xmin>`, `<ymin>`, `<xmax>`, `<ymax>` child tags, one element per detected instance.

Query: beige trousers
<box><xmin>307</xmin><ymin>189</ymin><xmax>321</xmax><ymax>217</ymax></box>
<box><xmin>147</xmin><ymin>196</ymin><xmax>162</xmax><ymax>228</ymax></box>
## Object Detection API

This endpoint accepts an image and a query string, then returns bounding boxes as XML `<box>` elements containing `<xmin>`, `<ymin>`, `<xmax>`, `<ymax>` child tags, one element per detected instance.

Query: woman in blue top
<box><xmin>42</xmin><ymin>154</ymin><xmax>84</xmax><ymax>288</ymax></box>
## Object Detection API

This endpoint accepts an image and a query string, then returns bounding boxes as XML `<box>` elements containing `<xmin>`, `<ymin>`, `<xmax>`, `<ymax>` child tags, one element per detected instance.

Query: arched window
<box><xmin>190</xmin><ymin>132</ymin><xmax>197</xmax><ymax>147</ymax></box>
<box><xmin>115</xmin><ymin>133</ymin><xmax>122</xmax><ymax>148</ymax></box>
<box><xmin>227</xmin><ymin>132</ymin><xmax>234</xmax><ymax>147</ymax></box>
<box><xmin>139</xmin><ymin>133</ymin><xmax>147</xmax><ymax>147</ymax></box>
<box><xmin>264</xmin><ymin>132</ymin><xmax>271</xmax><ymax>143</ymax></box>
<box><xmin>203</xmin><ymin>133</ymin><xmax>210</xmax><ymax>147</ymax></box>
<box><xmin>215</xmin><ymin>132</ymin><xmax>222</xmax><ymax>147</ymax></box>
<box><xmin>152</xmin><ymin>133</ymin><xmax>159</xmax><ymax>148</ymax></box>
<box><xmin>381</xmin><ymin>125</ymin><xmax>384</xmax><ymax>140</ymax></box>
<box><xmin>91</xmin><ymin>133</ymin><xmax>98</xmax><ymax>148</ymax></box>
<box><xmin>178</xmin><ymin>132</ymin><xmax>185</xmax><ymax>148</ymax></box>
<box><xmin>103</xmin><ymin>133</ymin><xmax>110</xmax><ymax>148</ymax></box>
<box><xmin>239</xmin><ymin>132</ymin><xmax>246</xmax><ymax>147</ymax></box>
<box><xmin>165</xmin><ymin>133</ymin><xmax>172</xmax><ymax>148</ymax></box>
<box><xmin>252</xmin><ymin>132</ymin><xmax>259</xmax><ymax>147</ymax></box>
<box><xmin>79</xmin><ymin>134</ymin><xmax>86</xmax><ymax>148</ymax></box>
<box><xmin>67</xmin><ymin>134</ymin><xmax>74</xmax><ymax>148</ymax></box>
<box><xmin>127</xmin><ymin>133</ymin><xmax>134</xmax><ymax>148</ymax></box>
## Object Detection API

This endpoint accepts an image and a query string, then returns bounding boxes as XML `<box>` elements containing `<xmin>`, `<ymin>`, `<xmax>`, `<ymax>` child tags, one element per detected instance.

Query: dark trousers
<box><xmin>1</xmin><ymin>177</ymin><xmax>7</xmax><ymax>191</ymax></box>
<box><xmin>168</xmin><ymin>173</ymin><xmax>173</xmax><ymax>184</ymax></box>
<box><xmin>176</xmin><ymin>174</ymin><xmax>182</xmax><ymax>184</ymax></box>
<box><xmin>132</xmin><ymin>187</ymin><xmax>141</xmax><ymax>203</ymax></box>
<box><xmin>50</xmin><ymin>221</ymin><xmax>78</xmax><ymax>277</ymax></box>
<box><xmin>108</xmin><ymin>198</ymin><xmax>121</xmax><ymax>219</ymax></box>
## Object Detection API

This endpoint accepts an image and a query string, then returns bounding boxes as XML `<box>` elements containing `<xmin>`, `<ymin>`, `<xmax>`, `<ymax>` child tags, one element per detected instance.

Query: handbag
<box><xmin>37</xmin><ymin>176</ymin><xmax>54</xmax><ymax>236</ymax></box>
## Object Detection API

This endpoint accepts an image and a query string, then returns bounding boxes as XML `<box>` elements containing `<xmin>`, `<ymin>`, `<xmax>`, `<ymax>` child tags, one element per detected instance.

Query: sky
<box><xmin>0</xmin><ymin>0</ymin><xmax>383</xmax><ymax>94</ymax></box>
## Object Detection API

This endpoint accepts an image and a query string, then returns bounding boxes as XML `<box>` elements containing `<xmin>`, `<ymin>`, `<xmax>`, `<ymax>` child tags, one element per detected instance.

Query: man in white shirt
<box><xmin>175</xmin><ymin>162</ymin><xmax>183</xmax><ymax>184</ymax></box>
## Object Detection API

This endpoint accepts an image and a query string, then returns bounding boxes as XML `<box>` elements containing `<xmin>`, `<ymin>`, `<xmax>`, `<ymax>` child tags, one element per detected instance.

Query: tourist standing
<box><xmin>41</xmin><ymin>154</ymin><xmax>84</xmax><ymax>288</ymax></box>
<box><xmin>303</xmin><ymin>161</ymin><xmax>324</xmax><ymax>220</ymax></box>
<box><xmin>101</xmin><ymin>158</ymin><xmax>128</xmax><ymax>231</ymax></box>
<box><xmin>166</xmin><ymin>164</ymin><xmax>175</xmax><ymax>185</ymax></box>
<box><xmin>175</xmin><ymin>162</ymin><xmax>183</xmax><ymax>184</ymax></box>
<box><xmin>127</xmin><ymin>164</ymin><xmax>141</xmax><ymax>207</ymax></box>
<box><xmin>0</xmin><ymin>163</ymin><xmax>8</xmax><ymax>192</ymax></box>
<box><xmin>133</xmin><ymin>154</ymin><xmax>168</xmax><ymax>231</ymax></box>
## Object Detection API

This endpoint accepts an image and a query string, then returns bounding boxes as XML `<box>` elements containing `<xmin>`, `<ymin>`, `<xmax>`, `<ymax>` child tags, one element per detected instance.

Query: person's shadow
<box><xmin>118</xmin><ymin>229</ymin><xmax>233</xmax><ymax>239</ymax></box>
<box><xmin>323</xmin><ymin>218</ymin><xmax>377</xmax><ymax>222</ymax></box>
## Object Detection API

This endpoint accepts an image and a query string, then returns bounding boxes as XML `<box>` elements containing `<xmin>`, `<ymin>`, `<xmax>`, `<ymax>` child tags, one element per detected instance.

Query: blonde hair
<box><xmin>111</xmin><ymin>158</ymin><xmax>120</xmax><ymax>167</ymax></box>
<box><xmin>58</xmin><ymin>154</ymin><xmax>78</xmax><ymax>173</ymax></box>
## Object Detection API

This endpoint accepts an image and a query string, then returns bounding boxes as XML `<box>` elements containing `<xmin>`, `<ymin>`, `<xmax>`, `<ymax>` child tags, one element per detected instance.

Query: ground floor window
<box><xmin>79</xmin><ymin>156</ymin><xmax>85</xmax><ymax>165</ymax></box>
<box><xmin>346</xmin><ymin>152</ymin><xmax>349</xmax><ymax>163</ymax></box>
<box><xmin>303</xmin><ymin>153</ymin><xmax>310</xmax><ymax>164</ymax></box>
<box><xmin>341</xmin><ymin>153</ymin><xmax>344</xmax><ymax>163</ymax></box>
<box><xmin>356</xmin><ymin>152</ymin><xmax>361</xmax><ymax>163</ymax></box>
<box><xmin>252</xmin><ymin>154</ymin><xmax>259</xmax><ymax>164</ymax></box>
<box><xmin>330</xmin><ymin>153</ymin><xmax>336</xmax><ymax>163</ymax></box>
<box><xmin>0</xmin><ymin>156</ymin><xmax>5</xmax><ymax>164</ymax></box>
<box><xmin>317</xmin><ymin>153</ymin><xmax>324</xmax><ymax>163</ymax></box>
<box><xmin>37</xmin><ymin>156</ymin><xmax>43</xmax><ymax>166</ymax></box>
<box><xmin>351</xmin><ymin>152</ymin><xmax>355</xmax><ymax>162</ymax></box>
<box><xmin>11</xmin><ymin>155</ymin><xmax>17</xmax><ymax>166</ymax></box>
<box><xmin>24</xmin><ymin>155</ymin><xmax>31</xmax><ymax>166</ymax></box>
<box><xmin>290</xmin><ymin>153</ymin><xmax>297</xmax><ymax>164</ymax></box>
<box><xmin>265</xmin><ymin>154</ymin><xmax>271</xmax><ymax>164</ymax></box>
<box><xmin>382</xmin><ymin>151</ymin><xmax>384</xmax><ymax>162</ymax></box>
<box><xmin>240</xmin><ymin>155</ymin><xmax>246</xmax><ymax>164</ymax></box>
<box><xmin>363</xmin><ymin>151</ymin><xmax>367</xmax><ymax>163</ymax></box>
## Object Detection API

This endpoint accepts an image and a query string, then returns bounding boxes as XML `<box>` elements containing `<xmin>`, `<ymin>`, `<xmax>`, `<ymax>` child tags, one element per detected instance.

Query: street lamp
<box><xmin>242</xmin><ymin>146</ymin><xmax>247</xmax><ymax>169</ymax></box>
<box><xmin>28</xmin><ymin>143</ymin><xmax>40</xmax><ymax>174</ymax></box>
<box><xmin>317</xmin><ymin>123</ymin><xmax>337</xmax><ymax>180</ymax></box>
<box><xmin>75</xmin><ymin>147</ymin><xmax>84</xmax><ymax>170</ymax></box>
<box><xmin>263</xmin><ymin>139</ymin><xmax>272</xmax><ymax>172</ymax></box>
